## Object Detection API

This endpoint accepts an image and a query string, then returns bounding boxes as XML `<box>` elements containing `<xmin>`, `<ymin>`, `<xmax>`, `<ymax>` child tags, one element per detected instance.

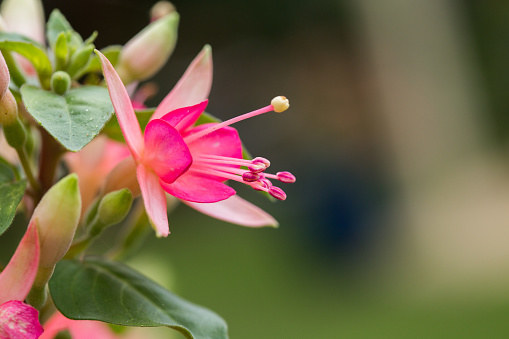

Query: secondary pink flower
<box><xmin>41</xmin><ymin>312</ymin><xmax>119</xmax><ymax>339</ymax></box>
<box><xmin>97</xmin><ymin>50</ymin><xmax>192</xmax><ymax>237</ymax></box>
<box><xmin>0</xmin><ymin>220</ymin><xmax>44</xmax><ymax>338</ymax></box>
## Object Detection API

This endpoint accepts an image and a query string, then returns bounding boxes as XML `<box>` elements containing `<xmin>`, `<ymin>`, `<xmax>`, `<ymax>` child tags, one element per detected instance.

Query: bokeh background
<box><xmin>6</xmin><ymin>0</ymin><xmax>509</xmax><ymax>337</ymax></box>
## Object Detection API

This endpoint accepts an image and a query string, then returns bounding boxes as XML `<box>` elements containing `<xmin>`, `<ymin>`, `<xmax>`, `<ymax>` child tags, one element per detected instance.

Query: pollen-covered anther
<box><xmin>271</xmin><ymin>96</ymin><xmax>290</xmax><ymax>113</ymax></box>
<box><xmin>248</xmin><ymin>163</ymin><xmax>266</xmax><ymax>173</ymax></box>
<box><xmin>277</xmin><ymin>171</ymin><xmax>296</xmax><ymax>183</ymax></box>
<box><xmin>253</xmin><ymin>157</ymin><xmax>270</xmax><ymax>168</ymax></box>
<box><xmin>269</xmin><ymin>186</ymin><xmax>287</xmax><ymax>201</ymax></box>
<box><xmin>242</xmin><ymin>172</ymin><xmax>260</xmax><ymax>182</ymax></box>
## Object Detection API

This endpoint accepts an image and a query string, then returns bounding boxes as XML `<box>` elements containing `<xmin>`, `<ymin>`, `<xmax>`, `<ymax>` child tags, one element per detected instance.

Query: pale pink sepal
<box><xmin>152</xmin><ymin>45</ymin><xmax>212</xmax><ymax>121</ymax></box>
<box><xmin>96</xmin><ymin>50</ymin><xmax>144</xmax><ymax>162</ymax></box>
<box><xmin>137</xmin><ymin>164</ymin><xmax>169</xmax><ymax>237</ymax></box>
<box><xmin>184</xmin><ymin>195</ymin><xmax>279</xmax><ymax>227</ymax></box>
<box><xmin>0</xmin><ymin>300</ymin><xmax>43</xmax><ymax>339</ymax></box>
<box><xmin>0</xmin><ymin>220</ymin><xmax>40</xmax><ymax>305</ymax></box>
<box><xmin>41</xmin><ymin>312</ymin><xmax>119</xmax><ymax>339</ymax></box>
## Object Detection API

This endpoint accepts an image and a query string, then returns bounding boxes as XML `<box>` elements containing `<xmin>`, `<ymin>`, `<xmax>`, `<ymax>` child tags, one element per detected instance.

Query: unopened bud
<box><xmin>271</xmin><ymin>96</ymin><xmax>289</xmax><ymax>113</ymax></box>
<box><xmin>0</xmin><ymin>90</ymin><xmax>19</xmax><ymax>126</ymax></box>
<box><xmin>92</xmin><ymin>188</ymin><xmax>133</xmax><ymax>234</ymax></box>
<box><xmin>150</xmin><ymin>1</ymin><xmax>176</xmax><ymax>21</ymax></box>
<box><xmin>31</xmin><ymin>174</ymin><xmax>81</xmax><ymax>268</ymax></box>
<box><xmin>117</xmin><ymin>12</ymin><xmax>179</xmax><ymax>83</ymax></box>
<box><xmin>54</xmin><ymin>32</ymin><xmax>69</xmax><ymax>71</ymax></box>
<box><xmin>0</xmin><ymin>51</ymin><xmax>9</xmax><ymax>97</ymax></box>
<box><xmin>50</xmin><ymin>71</ymin><xmax>71</xmax><ymax>95</ymax></box>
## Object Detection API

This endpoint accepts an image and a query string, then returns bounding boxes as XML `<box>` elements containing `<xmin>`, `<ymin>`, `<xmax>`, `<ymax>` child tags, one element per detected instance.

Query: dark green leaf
<box><xmin>0</xmin><ymin>180</ymin><xmax>26</xmax><ymax>235</ymax></box>
<box><xmin>50</xmin><ymin>258</ymin><xmax>229</xmax><ymax>339</ymax></box>
<box><xmin>102</xmin><ymin>108</ymin><xmax>153</xmax><ymax>143</ymax></box>
<box><xmin>21</xmin><ymin>85</ymin><xmax>114</xmax><ymax>151</ymax></box>
<box><xmin>0</xmin><ymin>33</ymin><xmax>52</xmax><ymax>78</ymax></box>
<box><xmin>0</xmin><ymin>157</ymin><xmax>15</xmax><ymax>183</ymax></box>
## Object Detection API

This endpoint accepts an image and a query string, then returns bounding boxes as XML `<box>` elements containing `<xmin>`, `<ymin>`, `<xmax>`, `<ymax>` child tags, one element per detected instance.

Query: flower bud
<box><xmin>50</xmin><ymin>71</ymin><xmax>71</xmax><ymax>95</ymax></box>
<box><xmin>150</xmin><ymin>1</ymin><xmax>176</xmax><ymax>21</ymax></box>
<box><xmin>1</xmin><ymin>0</ymin><xmax>45</xmax><ymax>45</ymax></box>
<box><xmin>31</xmin><ymin>173</ymin><xmax>81</xmax><ymax>268</ymax></box>
<box><xmin>54</xmin><ymin>32</ymin><xmax>69</xmax><ymax>71</ymax></box>
<box><xmin>0</xmin><ymin>51</ymin><xmax>9</xmax><ymax>98</ymax></box>
<box><xmin>116</xmin><ymin>12</ymin><xmax>179</xmax><ymax>83</ymax></box>
<box><xmin>93</xmin><ymin>188</ymin><xmax>133</xmax><ymax>233</ymax></box>
<box><xmin>0</xmin><ymin>90</ymin><xmax>19</xmax><ymax>126</ymax></box>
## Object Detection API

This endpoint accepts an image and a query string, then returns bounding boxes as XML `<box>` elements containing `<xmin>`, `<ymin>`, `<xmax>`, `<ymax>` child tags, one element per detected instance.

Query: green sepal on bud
<box><xmin>31</xmin><ymin>173</ymin><xmax>81</xmax><ymax>269</ymax></box>
<box><xmin>50</xmin><ymin>71</ymin><xmax>71</xmax><ymax>95</ymax></box>
<box><xmin>116</xmin><ymin>12</ymin><xmax>179</xmax><ymax>83</ymax></box>
<box><xmin>88</xmin><ymin>188</ymin><xmax>133</xmax><ymax>237</ymax></box>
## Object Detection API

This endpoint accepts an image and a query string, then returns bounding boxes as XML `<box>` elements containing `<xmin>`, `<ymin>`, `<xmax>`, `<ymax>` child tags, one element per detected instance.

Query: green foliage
<box><xmin>0</xmin><ymin>33</ymin><xmax>52</xmax><ymax>79</ymax></box>
<box><xmin>0</xmin><ymin>180</ymin><xmax>26</xmax><ymax>235</ymax></box>
<box><xmin>46</xmin><ymin>9</ymin><xmax>83</xmax><ymax>53</ymax></box>
<box><xmin>102</xmin><ymin>108</ymin><xmax>154</xmax><ymax>142</ymax></box>
<box><xmin>50</xmin><ymin>258</ymin><xmax>229</xmax><ymax>339</ymax></box>
<box><xmin>21</xmin><ymin>85</ymin><xmax>114</xmax><ymax>151</ymax></box>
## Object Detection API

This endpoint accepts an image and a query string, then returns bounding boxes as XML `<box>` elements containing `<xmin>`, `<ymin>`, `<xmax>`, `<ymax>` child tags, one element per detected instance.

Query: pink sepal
<box><xmin>152</xmin><ymin>45</ymin><xmax>212</xmax><ymax>121</ymax></box>
<box><xmin>137</xmin><ymin>164</ymin><xmax>170</xmax><ymax>237</ymax></box>
<box><xmin>97</xmin><ymin>51</ymin><xmax>144</xmax><ymax>162</ymax></box>
<box><xmin>0</xmin><ymin>220</ymin><xmax>40</xmax><ymax>304</ymax></box>
<box><xmin>0</xmin><ymin>300</ymin><xmax>43</xmax><ymax>339</ymax></box>
<box><xmin>41</xmin><ymin>312</ymin><xmax>119</xmax><ymax>339</ymax></box>
<box><xmin>184</xmin><ymin>195</ymin><xmax>279</xmax><ymax>227</ymax></box>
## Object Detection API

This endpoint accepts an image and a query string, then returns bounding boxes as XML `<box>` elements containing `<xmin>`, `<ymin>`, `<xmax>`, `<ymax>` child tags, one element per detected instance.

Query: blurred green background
<box><xmin>5</xmin><ymin>0</ymin><xmax>509</xmax><ymax>337</ymax></box>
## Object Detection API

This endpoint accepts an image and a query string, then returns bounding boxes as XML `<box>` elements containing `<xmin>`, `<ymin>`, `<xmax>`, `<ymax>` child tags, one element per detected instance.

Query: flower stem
<box><xmin>16</xmin><ymin>146</ymin><xmax>41</xmax><ymax>197</ymax></box>
<box><xmin>38</xmin><ymin>128</ymin><xmax>65</xmax><ymax>194</ymax></box>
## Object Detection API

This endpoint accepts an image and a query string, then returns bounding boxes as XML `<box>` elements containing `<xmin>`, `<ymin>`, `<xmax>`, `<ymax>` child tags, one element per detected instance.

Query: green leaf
<box><xmin>21</xmin><ymin>85</ymin><xmax>114</xmax><ymax>151</ymax></box>
<box><xmin>46</xmin><ymin>9</ymin><xmax>82</xmax><ymax>51</ymax></box>
<box><xmin>0</xmin><ymin>33</ymin><xmax>52</xmax><ymax>78</ymax></box>
<box><xmin>102</xmin><ymin>108</ymin><xmax>153</xmax><ymax>143</ymax></box>
<box><xmin>0</xmin><ymin>157</ymin><xmax>15</xmax><ymax>183</ymax></box>
<box><xmin>50</xmin><ymin>258</ymin><xmax>229</xmax><ymax>339</ymax></box>
<box><xmin>0</xmin><ymin>180</ymin><xmax>26</xmax><ymax>235</ymax></box>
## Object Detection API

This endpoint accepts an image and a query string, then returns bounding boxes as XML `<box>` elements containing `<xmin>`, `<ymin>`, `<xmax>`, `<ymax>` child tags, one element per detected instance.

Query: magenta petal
<box><xmin>159</xmin><ymin>100</ymin><xmax>208</xmax><ymax>132</ymax></box>
<box><xmin>185</xmin><ymin>124</ymin><xmax>242</xmax><ymax>159</ymax></box>
<box><xmin>0</xmin><ymin>300</ymin><xmax>43</xmax><ymax>339</ymax></box>
<box><xmin>184</xmin><ymin>195</ymin><xmax>279</xmax><ymax>227</ymax></box>
<box><xmin>0</xmin><ymin>220</ymin><xmax>39</xmax><ymax>304</ymax></box>
<box><xmin>161</xmin><ymin>171</ymin><xmax>235</xmax><ymax>203</ymax></box>
<box><xmin>137</xmin><ymin>164</ymin><xmax>170</xmax><ymax>237</ymax></box>
<box><xmin>143</xmin><ymin>119</ymin><xmax>192</xmax><ymax>184</ymax></box>
<box><xmin>96</xmin><ymin>51</ymin><xmax>144</xmax><ymax>161</ymax></box>
<box><xmin>152</xmin><ymin>45</ymin><xmax>213</xmax><ymax>121</ymax></box>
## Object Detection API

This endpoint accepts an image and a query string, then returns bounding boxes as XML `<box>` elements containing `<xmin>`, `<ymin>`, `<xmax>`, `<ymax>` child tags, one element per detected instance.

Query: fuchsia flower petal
<box><xmin>0</xmin><ymin>300</ymin><xmax>43</xmax><ymax>339</ymax></box>
<box><xmin>137</xmin><ymin>164</ymin><xmax>170</xmax><ymax>237</ymax></box>
<box><xmin>160</xmin><ymin>100</ymin><xmax>208</xmax><ymax>133</ymax></box>
<box><xmin>152</xmin><ymin>45</ymin><xmax>212</xmax><ymax>121</ymax></box>
<box><xmin>184</xmin><ymin>123</ymin><xmax>242</xmax><ymax>159</ymax></box>
<box><xmin>160</xmin><ymin>171</ymin><xmax>236</xmax><ymax>203</ymax></box>
<box><xmin>0</xmin><ymin>220</ymin><xmax>39</xmax><ymax>304</ymax></box>
<box><xmin>143</xmin><ymin>119</ymin><xmax>192</xmax><ymax>184</ymax></box>
<box><xmin>184</xmin><ymin>195</ymin><xmax>279</xmax><ymax>227</ymax></box>
<box><xmin>97</xmin><ymin>51</ymin><xmax>144</xmax><ymax>161</ymax></box>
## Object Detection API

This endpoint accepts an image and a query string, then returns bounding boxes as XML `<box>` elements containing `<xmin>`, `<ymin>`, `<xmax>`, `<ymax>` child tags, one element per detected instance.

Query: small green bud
<box><xmin>67</xmin><ymin>44</ymin><xmax>94</xmax><ymax>78</ymax></box>
<box><xmin>89</xmin><ymin>188</ymin><xmax>132</xmax><ymax>236</ymax></box>
<box><xmin>0</xmin><ymin>90</ymin><xmax>18</xmax><ymax>126</ymax></box>
<box><xmin>31</xmin><ymin>173</ymin><xmax>81</xmax><ymax>268</ymax></box>
<box><xmin>116</xmin><ymin>12</ymin><xmax>179</xmax><ymax>83</ymax></box>
<box><xmin>50</xmin><ymin>71</ymin><xmax>71</xmax><ymax>95</ymax></box>
<box><xmin>3</xmin><ymin>116</ymin><xmax>26</xmax><ymax>150</ymax></box>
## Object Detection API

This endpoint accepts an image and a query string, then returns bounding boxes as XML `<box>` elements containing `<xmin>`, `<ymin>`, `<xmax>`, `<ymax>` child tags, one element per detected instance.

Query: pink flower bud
<box><xmin>31</xmin><ymin>174</ymin><xmax>81</xmax><ymax>268</ymax></box>
<box><xmin>117</xmin><ymin>12</ymin><xmax>179</xmax><ymax>83</ymax></box>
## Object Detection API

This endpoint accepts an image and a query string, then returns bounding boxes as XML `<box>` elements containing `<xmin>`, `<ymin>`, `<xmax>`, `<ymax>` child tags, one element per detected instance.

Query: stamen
<box><xmin>242</xmin><ymin>172</ymin><xmax>260</xmax><ymax>182</ymax></box>
<box><xmin>276</xmin><ymin>171</ymin><xmax>296</xmax><ymax>183</ymax></box>
<box><xmin>248</xmin><ymin>163</ymin><xmax>266</xmax><ymax>173</ymax></box>
<box><xmin>185</xmin><ymin>96</ymin><xmax>290</xmax><ymax>144</ymax></box>
<box><xmin>252</xmin><ymin>157</ymin><xmax>270</xmax><ymax>168</ymax></box>
<box><xmin>268</xmin><ymin>186</ymin><xmax>287</xmax><ymax>201</ymax></box>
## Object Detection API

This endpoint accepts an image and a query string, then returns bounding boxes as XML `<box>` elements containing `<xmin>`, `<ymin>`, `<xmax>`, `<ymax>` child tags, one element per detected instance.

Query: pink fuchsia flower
<box><xmin>97</xmin><ymin>50</ymin><xmax>192</xmax><ymax>238</ymax></box>
<box><xmin>156</xmin><ymin>97</ymin><xmax>295</xmax><ymax>203</ymax></box>
<box><xmin>41</xmin><ymin>312</ymin><xmax>119</xmax><ymax>339</ymax></box>
<box><xmin>0</xmin><ymin>220</ymin><xmax>44</xmax><ymax>339</ymax></box>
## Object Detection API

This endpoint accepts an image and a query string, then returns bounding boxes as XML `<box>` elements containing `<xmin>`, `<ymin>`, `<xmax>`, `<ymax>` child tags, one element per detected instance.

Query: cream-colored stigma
<box><xmin>271</xmin><ymin>96</ymin><xmax>290</xmax><ymax>113</ymax></box>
